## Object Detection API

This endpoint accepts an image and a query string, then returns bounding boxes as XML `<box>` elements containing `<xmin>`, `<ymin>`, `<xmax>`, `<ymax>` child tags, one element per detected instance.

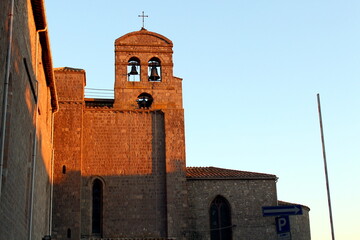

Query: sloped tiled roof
<box><xmin>54</xmin><ymin>67</ymin><xmax>85</xmax><ymax>72</ymax></box>
<box><xmin>186</xmin><ymin>167</ymin><xmax>277</xmax><ymax>180</ymax></box>
<box><xmin>31</xmin><ymin>0</ymin><xmax>58</xmax><ymax>111</ymax></box>
<box><xmin>278</xmin><ymin>200</ymin><xmax>310</xmax><ymax>211</ymax></box>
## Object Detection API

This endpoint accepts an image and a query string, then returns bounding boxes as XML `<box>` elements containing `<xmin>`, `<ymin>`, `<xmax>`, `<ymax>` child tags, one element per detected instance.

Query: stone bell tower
<box><xmin>114</xmin><ymin>28</ymin><xmax>183</xmax><ymax>110</ymax></box>
<box><xmin>111</xmin><ymin>28</ymin><xmax>188</xmax><ymax>239</ymax></box>
<box><xmin>52</xmin><ymin>28</ymin><xmax>187</xmax><ymax>239</ymax></box>
<box><xmin>112</xmin><ymin>28</ymin><xmax>187</xmax><ymax>238</ymax></box>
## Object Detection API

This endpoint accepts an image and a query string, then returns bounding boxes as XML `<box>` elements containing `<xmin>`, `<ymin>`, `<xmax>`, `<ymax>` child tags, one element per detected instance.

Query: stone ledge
<box><xmin>84</xmin><ymin>238</ymin><xmax>176</xmax><ymax>240</ymax></box>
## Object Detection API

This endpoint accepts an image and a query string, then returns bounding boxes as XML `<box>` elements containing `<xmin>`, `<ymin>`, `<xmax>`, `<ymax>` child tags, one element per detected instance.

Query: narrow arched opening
<box><xmin>92</xmin><ymin>179</ymin><xmax>103</xmax><ymax>236</ymax></box>
<box><xmin>209</xmin><ymin>195</ymin><xmax>232</xmax><ymax>240</ymax></box>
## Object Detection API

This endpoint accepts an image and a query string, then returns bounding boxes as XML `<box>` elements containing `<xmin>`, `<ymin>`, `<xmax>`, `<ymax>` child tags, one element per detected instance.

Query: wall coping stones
<box><xmin>186</xmin><ymin>166</ymin><xmax>277</xmax><ymax>180</ymax></box>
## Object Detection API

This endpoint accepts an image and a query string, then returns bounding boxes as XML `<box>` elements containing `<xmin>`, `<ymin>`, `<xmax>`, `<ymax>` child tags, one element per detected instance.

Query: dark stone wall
<box><xmin>0</xmin><ymin>1</ymin><xmax>54</xmax><ymax>239</ymax></box>
<box><xmin>186</xmin><ymin>179</ymin><xmax>278</xmax><ymax>240</ymax></box>
<box><xmin>288</xmin><ymin>206</ymin><xmax>311</xmax><ymax>240</ymax></box>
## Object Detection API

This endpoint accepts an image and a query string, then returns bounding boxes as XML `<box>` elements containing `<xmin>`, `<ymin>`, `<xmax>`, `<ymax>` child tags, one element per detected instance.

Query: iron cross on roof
<box><xmin>138</xmin><ymin>11</ymin><xmax>148</xmax><ymax>29</ymax></box>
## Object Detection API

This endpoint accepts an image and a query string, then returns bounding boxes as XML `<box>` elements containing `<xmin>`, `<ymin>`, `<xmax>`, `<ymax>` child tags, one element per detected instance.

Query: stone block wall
<box><xmin>0</xmin><ymin>0</ymin><xmax>56</xmax><ymax>239</ymax></box>
<box><xmin>186</xmin><ymin>179</ymin><xmax>278</xmax><ymax>240</ymax></box>
<box><xmin>284</xmin><ymin>204</ymin><xmax>311</xmax><ymax>240</ymax></box>
<box><xmin>80</xmin><ymin>109</ymin><xmax>168</xmax><ymax>238</ymax></box>
<box><xmin>163</xmin><ymin>109</ymin><xmax>187</xmax><ymax>239</ymax></box>
<box><xmin>52</xmin><ymin>69</ymin><xmax>85</xmax><ymax>239</ymax></box>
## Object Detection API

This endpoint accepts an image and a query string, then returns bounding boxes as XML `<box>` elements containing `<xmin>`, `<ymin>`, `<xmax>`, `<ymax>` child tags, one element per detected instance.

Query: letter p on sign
<box><xmin>276</xmin><ymin>216</ymin><xmax>290</xmax><ymax>233</ymax></box>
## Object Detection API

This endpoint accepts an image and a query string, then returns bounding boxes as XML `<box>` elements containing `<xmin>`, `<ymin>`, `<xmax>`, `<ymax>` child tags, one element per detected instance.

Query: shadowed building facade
<box><xmin>0</xmin><ymin>0</ymin><xmax>57</xmax><ymax>239</ymax></box>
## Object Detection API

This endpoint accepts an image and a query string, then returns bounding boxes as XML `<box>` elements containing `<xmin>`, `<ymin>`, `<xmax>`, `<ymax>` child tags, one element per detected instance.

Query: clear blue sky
<box><xmin>45</xmin><ymin>1</ymin><xmax>360</xmax><ymax>239</ymax></box>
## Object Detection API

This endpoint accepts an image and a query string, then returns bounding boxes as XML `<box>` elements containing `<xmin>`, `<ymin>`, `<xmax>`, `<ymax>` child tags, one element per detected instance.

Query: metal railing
<box><xmin>84</xmin><ymin>88</ymin><xmax>114</xmax><ymax>99</ymax></box>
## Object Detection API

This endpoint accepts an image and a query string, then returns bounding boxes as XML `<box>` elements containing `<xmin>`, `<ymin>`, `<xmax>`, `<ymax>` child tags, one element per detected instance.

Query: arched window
<box><xmin>92</xmin><ymin>179</ymin><xmax>103</xmax><ymax>236</ymax></box>
<box><xmin>128</xmin><ymin>57</ymin><xmax>140</xmax><ymax>82</ymax></box>
<box><xmin>136</xmin><ymin>92</ymin><xmax>153</xmax><ymax>109</ymax></box>
<box><xmin>209</xmin><ymin>196</ymin><xmax>232</xmax><ymax>240</ymax></box>
<box><xmin>148</xmin><ymin>57</ymin><xmax>161</xmax><ymax>82</ymax></box>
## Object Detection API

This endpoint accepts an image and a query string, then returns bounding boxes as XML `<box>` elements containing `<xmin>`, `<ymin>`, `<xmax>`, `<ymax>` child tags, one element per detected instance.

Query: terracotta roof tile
<box><xmin>186</xmin><ymin>167</ymin><xmax>277</xmax><ymax>180</ymax></box>
<box><xmin>54</xmin><ymin>67</ymin><xmax>85</xmax><ymax>72</ymax></box>
<box><xmin>278</xmin><ymin>200</ymin><xmax>310</xmax><ymax>211</ymax></box>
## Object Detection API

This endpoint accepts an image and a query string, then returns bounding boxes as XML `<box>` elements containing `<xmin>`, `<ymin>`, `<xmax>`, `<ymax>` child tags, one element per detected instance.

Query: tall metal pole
<box><xmin>317</xmin><ymin>93</ymin><xmax>335</xmax><ymax>240</ymax></box>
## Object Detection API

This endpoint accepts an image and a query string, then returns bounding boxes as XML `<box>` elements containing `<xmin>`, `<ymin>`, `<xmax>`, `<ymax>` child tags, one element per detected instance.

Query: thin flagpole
<box><xmin>317</xmin><ymin>93</ymin><xmax>335</xmax><ymax>240</ymax></box>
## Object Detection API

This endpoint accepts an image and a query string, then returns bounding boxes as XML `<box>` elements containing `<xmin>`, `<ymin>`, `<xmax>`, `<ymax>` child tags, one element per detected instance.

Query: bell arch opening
<box><xmin>148</xmin><ymin>57</ymin><xmax>161</xmax><ymax>82</ymax></box>
<box><xmin>128</xmin><ymin>57</ymin><xmax>140</xmax><ymax>82</ymax></box>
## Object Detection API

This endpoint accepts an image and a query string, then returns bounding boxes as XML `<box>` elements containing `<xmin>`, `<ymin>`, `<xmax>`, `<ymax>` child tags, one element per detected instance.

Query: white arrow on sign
<box><xmin>262</xmin><ymin>205</ymin><xmax>303</xmax><ymax>216</ymax></box>
<box><xmin>264</xmin><ymin>206</ymin><xmax>301</xmax><ymax>215</ymax></box>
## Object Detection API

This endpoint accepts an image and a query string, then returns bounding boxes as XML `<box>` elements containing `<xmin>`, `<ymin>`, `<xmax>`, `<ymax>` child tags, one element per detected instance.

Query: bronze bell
<box><xmin>149</xmin><ymin>66</ymin><xmax>160</xmax><ymax>81</ymax></box>
<box><xmin>129</xmin><ymin>65</ymin><xmax>138</xmax><ymax>75</ymax></box>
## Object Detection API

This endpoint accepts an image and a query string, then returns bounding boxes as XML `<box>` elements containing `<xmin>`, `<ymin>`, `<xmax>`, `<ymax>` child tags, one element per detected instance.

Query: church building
<box><xmin>51</xmin><ymin>28</ymin><xmax>311</xmax><ymax>240</ymax></box>
<box><xmin>0</xmin><ymin>1</ymin><xmax>310</xmax><ymax>239</ymax></box>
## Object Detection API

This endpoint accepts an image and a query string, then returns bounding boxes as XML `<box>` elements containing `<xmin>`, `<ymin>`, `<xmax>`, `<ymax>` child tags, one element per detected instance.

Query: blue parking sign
<box><xmin>276</xmin><ymin>216</ymin><xmax>290</xmax><ymax>233</ymax></box>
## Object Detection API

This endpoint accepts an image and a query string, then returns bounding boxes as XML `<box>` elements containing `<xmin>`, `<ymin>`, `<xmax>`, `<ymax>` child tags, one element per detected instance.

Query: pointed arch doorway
<box><xmin>209</xmin><ymin>195</ymin><xmax>233</xmax><ymax>240</ymax></box>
